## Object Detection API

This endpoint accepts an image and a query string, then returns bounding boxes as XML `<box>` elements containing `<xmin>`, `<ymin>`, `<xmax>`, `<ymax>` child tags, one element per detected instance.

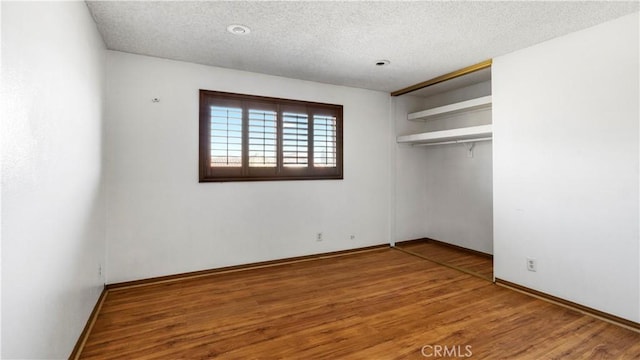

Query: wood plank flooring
<box><xmin>396</xmin><ymin>240</ymin><xmax>493</xmax><ymax>281</ymax></box>
<box><xmin>80</xmin><ymin>248</ymin><xmax>639</xmax><ymax>359</ymax></box>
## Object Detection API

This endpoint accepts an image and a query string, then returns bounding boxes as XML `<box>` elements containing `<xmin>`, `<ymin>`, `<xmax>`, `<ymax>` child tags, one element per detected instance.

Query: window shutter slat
<box><xmin>210</xmin><ymin>106</ymin><xmax>243</xmax><ymax>167</ymax></box>
<box><xmin>282</xmin><ymin>112</ymin><xmax>308</xmax><ymax>167</ymax></box>
<box><xmin>248</xmin><ymin>109</ymin><xmax>277</xmax><ymax>167</ymax></box>
<box><xmin>313</xmin><ymin>115</ymin><xmax>337</xmax><ymax>167</ymax></box>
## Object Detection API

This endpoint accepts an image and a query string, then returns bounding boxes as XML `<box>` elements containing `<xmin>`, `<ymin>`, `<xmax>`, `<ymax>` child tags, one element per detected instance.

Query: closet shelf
<box><xmin>397</xmin><ymin>124</ymin><xmax>492</xmax><ymax>145</ymax></box>
<box><xmin>408</xmin><ymin>95</ymin><xmax>492</xmax><ymax>121</ymax></box>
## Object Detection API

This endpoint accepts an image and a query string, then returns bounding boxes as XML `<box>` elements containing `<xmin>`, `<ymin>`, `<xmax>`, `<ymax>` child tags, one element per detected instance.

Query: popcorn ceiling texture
<box><xmin>86</xmin><ymin>1</ymin><xmax>638</xmax><ymax>92</ymax></box>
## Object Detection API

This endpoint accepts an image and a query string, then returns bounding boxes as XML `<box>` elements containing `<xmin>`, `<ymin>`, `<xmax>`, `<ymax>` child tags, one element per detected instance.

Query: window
<box><xmin>199</xmin><ymin>90</ymin><xmax>343</xmax><ymax>182</ymax></box>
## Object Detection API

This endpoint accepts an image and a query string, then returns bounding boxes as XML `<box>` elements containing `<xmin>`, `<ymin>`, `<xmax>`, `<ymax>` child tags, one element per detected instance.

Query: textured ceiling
<box><xmin>86</xmin><ymin>1</ymin><xmax>639</xmax><ymax>94</ymax></box>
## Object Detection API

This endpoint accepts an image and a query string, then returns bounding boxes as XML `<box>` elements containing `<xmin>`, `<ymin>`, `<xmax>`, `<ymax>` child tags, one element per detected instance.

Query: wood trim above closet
<box><xmin>391</xmin><ymin>59</ymin><xmax>492</xmax><ymax>97</ymax></box>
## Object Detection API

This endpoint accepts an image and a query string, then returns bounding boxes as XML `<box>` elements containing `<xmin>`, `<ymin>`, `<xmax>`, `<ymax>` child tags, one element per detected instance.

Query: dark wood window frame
<box><xmin>199</xmin><ymin>90</ymin><xmax>344</xmax><ymax>182</ymax></box>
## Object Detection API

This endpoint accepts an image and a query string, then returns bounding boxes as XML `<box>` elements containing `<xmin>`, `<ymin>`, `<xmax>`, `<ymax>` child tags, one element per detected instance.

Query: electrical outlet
<box><xmin>526</xmin><ymin>257</ymin><xmax>537</xmax><ymax>272</ymax></box>
<box><xmin>316</xmin><ymin>232</ymin><xmax>323</xmax><ymax>241</ymax></box>
<box><xmin>350</xmin><ymin>234</ymin><xmax>356</xmax><ymax>240</ymax></box>
<box><xmin>98</xmin><ymin>264</ymin><xmax>103</xmax><ymax>277</ymax></box>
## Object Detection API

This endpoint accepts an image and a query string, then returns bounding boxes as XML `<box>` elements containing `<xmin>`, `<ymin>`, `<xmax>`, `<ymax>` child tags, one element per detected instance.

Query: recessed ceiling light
<box><xmin>375</xmin><ymin>60</ymin><xmax>390</xmax><ymax>66</ymax></box>
<box><xmin>227</xmin><ymin>24</ymin><xmax>251</xmax><ymax>35</ymax></box>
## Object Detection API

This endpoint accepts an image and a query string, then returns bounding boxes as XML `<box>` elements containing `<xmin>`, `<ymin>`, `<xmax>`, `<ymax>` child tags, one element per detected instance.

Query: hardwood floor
<box><xmin>396</xmin><ymin>240</ymin><xmax>493</xmax><ymax>281</ymax></box>
<box><xmin>79</xmin><ymin>248</ymin><xmax>639</xmax><ymax>359</ymax></box>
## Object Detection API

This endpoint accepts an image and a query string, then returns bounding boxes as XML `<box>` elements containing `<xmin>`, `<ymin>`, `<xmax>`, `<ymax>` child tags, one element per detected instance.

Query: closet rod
<box><xmin>413</xmin><ymin>137</ymin><xmax>492</xmax><ymax>147</ymax></box>
<box><xmin>390</xmin><ymin>59</ymin><xmax>492</xmax><ymax>97</ymax></box>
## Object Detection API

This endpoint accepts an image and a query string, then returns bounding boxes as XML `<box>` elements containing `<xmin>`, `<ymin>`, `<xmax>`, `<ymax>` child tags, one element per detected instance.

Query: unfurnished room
<box><xmin>1</xmin><ymin>1</ymin><xmax>640</xmax><ymax>359</ymax></box>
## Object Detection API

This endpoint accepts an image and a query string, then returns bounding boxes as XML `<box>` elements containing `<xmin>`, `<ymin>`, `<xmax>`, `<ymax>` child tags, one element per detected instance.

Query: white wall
<box><xmin>1</xmin><ymin>2</ymin><xmax>106</xmax><ymax>358</ymax></box>
<box><xmin>1</xmin><ymin>3</ymin><xmax>4</xmax><ymax>356</ymax></box>
<box><xmin>421</xmin><ymin>82</ymin><xmax>493</xmax><ymax>254</ymax></box>
<box><xmin>493</xmin><ymin>12</ymin><xmax>639</xmax><ymax>322</ymax></box>
<box><xmin>393</xmin><ymin>95</ymin><xmax>429</xmax><ymax>243</ymax></box>
<box><xmin>105</xmin><ymin>51</ymin><xmax>391</xmax><ymax>283</ymax></box>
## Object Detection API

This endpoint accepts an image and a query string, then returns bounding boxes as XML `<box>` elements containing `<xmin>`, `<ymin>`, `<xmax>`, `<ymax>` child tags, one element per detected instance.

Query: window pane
<box><xmin>283</xmin><ymin>112</ymin><xmax>308</xmax><ymax>167</ymax></box>
<box><xmin>210</xmin><ymin>106</ymin><xmax>242</xmax><ymax>167</ymax></box>
<box><xmin>248</xmin><ymin>109</ymin><xmax>277</xmax><ymax>167</ymax></box>
<box><xmin>313</xmin><ymin>115</ymin><xmax>337</xmax><ymax>167</ymax></box>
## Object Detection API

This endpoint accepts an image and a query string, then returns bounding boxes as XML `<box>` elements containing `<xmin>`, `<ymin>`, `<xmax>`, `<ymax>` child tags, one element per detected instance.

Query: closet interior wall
<box><xmin>393</xmin><ymin>95</ymin><xmax>430</xmax><ymax>243</ymax></box>
<box><xmin>394</xmin><ymin>81</ymin><xmax>493</xmax><ymax>254</ymax></box>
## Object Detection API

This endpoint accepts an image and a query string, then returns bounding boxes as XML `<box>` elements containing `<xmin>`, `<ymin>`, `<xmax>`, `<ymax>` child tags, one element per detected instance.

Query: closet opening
<box><xmin>391</xmin><ymin>61</ymin><xmax>494</xmax><ymax>281</ymax></box>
